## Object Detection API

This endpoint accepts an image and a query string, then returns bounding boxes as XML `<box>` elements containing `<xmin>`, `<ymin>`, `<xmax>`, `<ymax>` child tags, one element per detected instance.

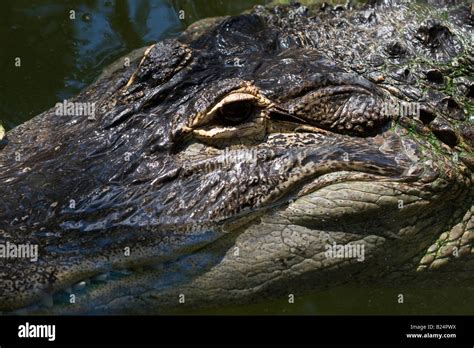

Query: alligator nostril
<box><xmin>426</xmin><ymin>69</ymin><xmax>444</xmax><ymax>84</ymax></box>
<box><xmin>419</xmin><ymin>109</ymin><xmax>436</xmax><ymax>125</ymax></box>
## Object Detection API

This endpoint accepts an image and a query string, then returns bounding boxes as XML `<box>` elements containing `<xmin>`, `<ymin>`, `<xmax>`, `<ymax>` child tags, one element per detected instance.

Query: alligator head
<box><xmin>0</xmin><ymin>0</ymin><xmax>473</xmax><ymax>314</ymax></box>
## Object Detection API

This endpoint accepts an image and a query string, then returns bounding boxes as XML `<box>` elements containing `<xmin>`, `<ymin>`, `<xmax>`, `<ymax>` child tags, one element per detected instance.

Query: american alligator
<box><xmin>0</xmin><ymin>0</ymin><xmax>473</xmax><ymax>314</ymax></box>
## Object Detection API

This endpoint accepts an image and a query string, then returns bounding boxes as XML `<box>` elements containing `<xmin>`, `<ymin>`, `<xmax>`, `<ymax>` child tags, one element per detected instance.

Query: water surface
<box><xmin>0</xmin><ymin>0</ymin><xmax>271</xmax><ymax>129</ymax></box>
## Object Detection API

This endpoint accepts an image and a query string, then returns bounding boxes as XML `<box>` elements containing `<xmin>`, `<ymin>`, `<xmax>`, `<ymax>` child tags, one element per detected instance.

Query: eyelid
<box><xmin>191</xmin><ymin>93</ymin><xmax>258</xmax><ymax>127</ymax></box>
<box><xmin>209</xmin><ymin>93</ymin><xmax>258</xmax><ymax>116</ymax></box>
<box><xmin>191</xmin><ymin>90</ymin><xmax>272</xmax><ymax>127</ymax></box>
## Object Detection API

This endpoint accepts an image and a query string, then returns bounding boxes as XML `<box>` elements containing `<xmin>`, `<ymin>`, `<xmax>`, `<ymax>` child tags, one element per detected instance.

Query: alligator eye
<box><xmin>217</xmin><ymin>100</ymin><xmax>255</xmax><ymax>125</ymax></box>
<box><xmin>191</xmin><ymin>90</ymin><xmax>271</xmax><ymax>141</ymax></box>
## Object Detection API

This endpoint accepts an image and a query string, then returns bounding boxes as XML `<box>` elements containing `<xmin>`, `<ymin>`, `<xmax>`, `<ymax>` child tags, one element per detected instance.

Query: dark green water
<box><xmin>0</xmin><ymin>0</ymin><xmax>272</xmax><ymax>130</ymax></box>
<box><xmin>1</xmin><ymin>0</ymin><xmax>473</xmax><ymax>315</ymax></box>
<box><xmin>173</xmin><ymin>286</ymin><xmax>474</xmax><ymax>315</ymax></box>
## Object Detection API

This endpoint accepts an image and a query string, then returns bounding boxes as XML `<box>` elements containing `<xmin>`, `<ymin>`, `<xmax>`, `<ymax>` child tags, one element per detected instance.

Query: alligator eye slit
<box><xmin>217</xmin><ymin>100</ymin><xmax>254</xmax><ymax>125</ymax></box>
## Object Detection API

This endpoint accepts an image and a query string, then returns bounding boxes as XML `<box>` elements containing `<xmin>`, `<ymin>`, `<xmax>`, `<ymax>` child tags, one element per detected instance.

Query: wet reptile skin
<box><xmin>0</xmin><ymin>0</ymin><xmax>473</xmax><ymax>314</ymax></box>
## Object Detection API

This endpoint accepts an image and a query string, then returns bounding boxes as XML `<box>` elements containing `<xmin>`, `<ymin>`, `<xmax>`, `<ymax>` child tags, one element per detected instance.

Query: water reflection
<box><xmin>0</xmin><ymin>0</ymin><xmax>270</xmax><ymax>129</ymax></box>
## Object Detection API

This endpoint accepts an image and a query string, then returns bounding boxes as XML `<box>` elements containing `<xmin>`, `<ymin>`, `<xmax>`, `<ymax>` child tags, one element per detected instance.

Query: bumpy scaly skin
<box><xmin>0</xmin><ymin>0</ymin><xmax>472</xmax><ymax>314</ymax></box>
